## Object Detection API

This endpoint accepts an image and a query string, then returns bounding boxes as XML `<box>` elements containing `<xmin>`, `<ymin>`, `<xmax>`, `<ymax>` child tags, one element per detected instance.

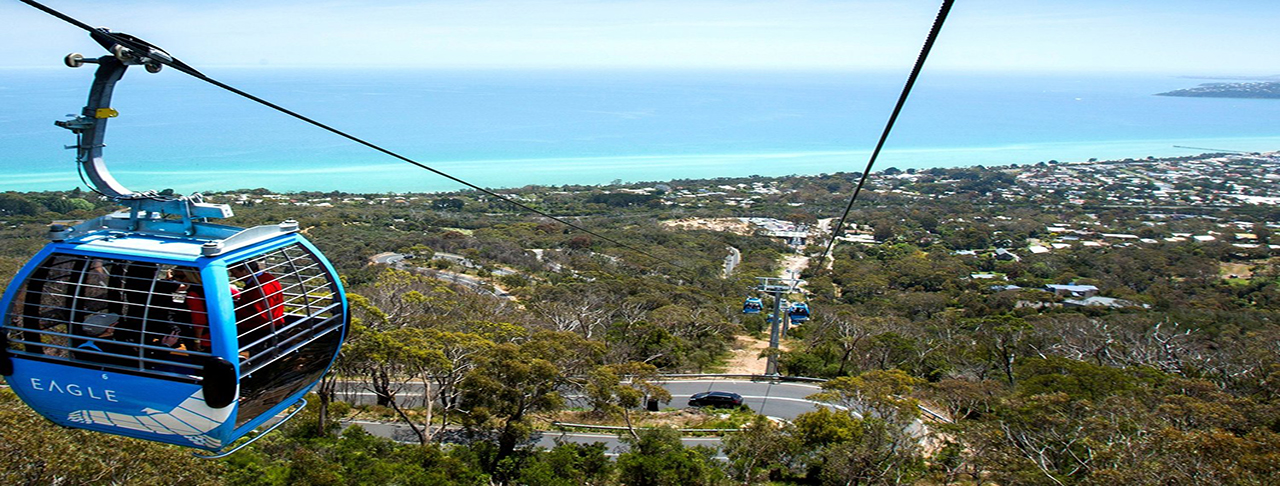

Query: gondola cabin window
<box><xmin>5</xmin><ymin>255</ymin><xmax>211</xmax><ymax>382</ymax></box>
<box><xmin>228</xmin><ymin>243</ymin><xmax>345</xmax><ymax>425</ymax></box>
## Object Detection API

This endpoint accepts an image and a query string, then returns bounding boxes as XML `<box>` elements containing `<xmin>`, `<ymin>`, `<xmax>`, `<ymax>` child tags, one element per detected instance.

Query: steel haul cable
<box><xmin>17</xmin><ymin>0</ymin><xmax>689</xmax><ymax>272</ymax></box>
<box><xmin>820</xmin><ymin>0</ymin><xmax>956</xmax><ymax>266</ymax></box>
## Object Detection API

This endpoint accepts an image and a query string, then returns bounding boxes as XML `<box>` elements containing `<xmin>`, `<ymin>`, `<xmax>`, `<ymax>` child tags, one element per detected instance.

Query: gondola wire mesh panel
<box><xmin>5</xmin><ymin>255</ymin><xmax>211</xmax><ymax>381</ymax></box>
<box><xmin>228</xmin><ymin>242</ymin><xmax>345</xmax><ymax>426</ymax></box>
<box><xmin>230</xmin><ymin>242</ymin><xmax>344</xmax><ymax>377</ymax></box>
<box><xmin>3</xmin><ymin>242</ymin><xmax>345</xmax><ymax>394</ymax></box>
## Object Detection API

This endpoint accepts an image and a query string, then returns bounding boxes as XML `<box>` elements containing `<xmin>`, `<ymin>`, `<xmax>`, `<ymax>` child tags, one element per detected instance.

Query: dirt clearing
<box><xmin>661</xmin><ymin>218</ymin><xmax>753</xmax><ymax>235</ymax></box>
<box><xmin>722</xmin><ymin>334</ymin><xmax>792</xmax><ymax>375</ymax></box>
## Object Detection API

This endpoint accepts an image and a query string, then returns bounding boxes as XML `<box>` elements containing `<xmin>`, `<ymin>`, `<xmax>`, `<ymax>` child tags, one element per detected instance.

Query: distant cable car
<box><xmin>0</xmin><ymin>30</ymin><xmax>348</xmax><ymax>456</ymax></box>
<box><xmin>742</xmin><ymin>297</ymin><xmax>763</xmax><ymax>314</ymax></box>
<box><xmin>788</xmin><ymin>302</ymin><xmax>811</xmax><ymax>323</ymax></box>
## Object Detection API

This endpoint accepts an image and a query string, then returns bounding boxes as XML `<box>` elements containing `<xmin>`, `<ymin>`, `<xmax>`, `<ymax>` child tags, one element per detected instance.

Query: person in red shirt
<box><xmin>230</xmin><ymin>261</ymin><xmax>284</xmax><ymax>358</ymax></box>
<box><xmin>171</xmin><ymin>268</ymin><xmax>211</xmax><ymax>353</ymax></box>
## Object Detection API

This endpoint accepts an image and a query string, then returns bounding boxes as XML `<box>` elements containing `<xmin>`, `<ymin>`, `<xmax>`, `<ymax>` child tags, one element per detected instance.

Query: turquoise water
<box><xmin>2</xmin><ymin>68</ymin><xmax>1278</xmax><ymax>193</ymax></box>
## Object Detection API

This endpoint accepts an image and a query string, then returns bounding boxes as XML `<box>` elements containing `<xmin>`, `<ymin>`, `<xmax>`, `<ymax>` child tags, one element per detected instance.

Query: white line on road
<box><xmin>659</xmin><ymin>379</ymin><xmax>823</xmax><ymax>389</ymax></box>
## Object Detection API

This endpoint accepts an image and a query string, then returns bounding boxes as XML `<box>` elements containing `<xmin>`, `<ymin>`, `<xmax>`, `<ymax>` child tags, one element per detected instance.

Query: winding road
<box><xmin>336</xmin><ymin>376</ymin><xmax>936</xmax><ymax>456</ymax></box>
<box><xmin>337</xmin><ymin>378</ymin><xmax>844</xmax><ymax>456</ymax></box>
<box><xmin>371</xmin><ymin>252</ymin><xmax>513</xmax><ymax>299</ymax></box>
<box><xmin>650</xmin><ymin>379</ymin><xmax>840</xmax><ymax>420</ymax></box>
<box><xmin>336</xmin><ymin>378</ymin><xmax>838</xmax><ymax>422</ymax></box>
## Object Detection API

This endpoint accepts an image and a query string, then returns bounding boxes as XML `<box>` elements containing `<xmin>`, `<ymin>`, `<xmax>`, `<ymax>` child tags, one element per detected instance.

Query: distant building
<box><xmin>838</xmin><ymin>234</ymin><xmax>878</xmax><ymax>244</ymax></box>
<box><xmin>994</xmin><ymin>249</ymin><xmax>1021</xmax><ymax>262</ymax></box>
<box><xmin>1046</xmin><ymin>284</ymin><xmax>1099</xmax><ymax>298</ymax></box>
<box><xmin>1063</xmin><ymin>296</ymin><xmax>1147</xmax><ymax>309</ymax></box>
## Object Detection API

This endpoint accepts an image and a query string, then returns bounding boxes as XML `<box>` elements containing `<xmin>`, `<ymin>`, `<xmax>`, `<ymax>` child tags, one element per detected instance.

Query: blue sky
<box><xmin>2</xmin><ymin>0</ymin><xmax>1277</xmax><ymax>74</ymax></box>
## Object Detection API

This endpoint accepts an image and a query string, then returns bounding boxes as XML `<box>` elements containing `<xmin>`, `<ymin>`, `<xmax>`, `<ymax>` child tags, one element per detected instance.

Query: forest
<box><xmin>1</xmin><ymin>158</ymin><xmax>1278</xmax><ymax>485</ymax></box>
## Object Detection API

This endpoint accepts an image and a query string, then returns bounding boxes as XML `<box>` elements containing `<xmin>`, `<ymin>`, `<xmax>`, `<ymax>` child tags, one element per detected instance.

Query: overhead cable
<box><xmin>820</xmin><ymin>0</ymin><xmax>956</xmax><ymax>265</ymax></box>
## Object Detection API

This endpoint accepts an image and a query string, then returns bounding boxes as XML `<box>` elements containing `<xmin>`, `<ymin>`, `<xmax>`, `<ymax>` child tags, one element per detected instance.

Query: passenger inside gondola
<box><xmin>113</xmin><ymin>261</ymin><xmax>157</xmax><ymax>368</ymax></box>
<box><xmin>231</xmin><ymin>260</ymin><xmax>284</xmax><ymax>360</ymax></box>
<box><xmin>74</xmin><ymin>312</ymin><xmax>129</xmax><ymax>367</ymax></box>
<box><xmin>138</xmin><ymin>268</ymin><xmax>208</xmax><ymax>375</ymax></box>
<box><xmin>72</xmin><ymin>259</ymin><xmax>113</xmax><ymax>342</ymax></box>
<box><xmin>170</xmin><ymin>268</ymin><xmax>211</xmax><ymax>353</ymax></box>
<box><xmin>131</xmin><ymin>265</ymin><xmax>184</xmax><ymax>373</ymax></box>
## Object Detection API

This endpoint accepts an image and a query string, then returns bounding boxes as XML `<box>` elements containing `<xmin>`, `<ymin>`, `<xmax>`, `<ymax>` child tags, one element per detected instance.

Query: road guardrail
<box><xmin>552</xmin><ymin>422</ymin><xmax>742</xmax><ymax>434</ymax></box>
<box><xmin>656</xmin><ymin>373</ymin><xmax>827</xmax><ymax>383</ymax></box>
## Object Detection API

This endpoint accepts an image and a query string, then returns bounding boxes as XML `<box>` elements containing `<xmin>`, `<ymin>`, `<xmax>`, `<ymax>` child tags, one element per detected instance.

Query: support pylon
<box><xmin>755</xmin><ymin>277</ymin><xmax>799</xmax><ymax>376</ymax></box>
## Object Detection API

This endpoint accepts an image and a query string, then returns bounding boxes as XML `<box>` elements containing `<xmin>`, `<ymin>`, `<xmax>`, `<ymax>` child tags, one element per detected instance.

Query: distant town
<box><xmin>1158</xmin><ymin>81</ymin><xmax>1280</xmax><ymax>99</ymax></box>
<box><xmin>227</xmin><ymin>151</ymin><xmax>1280</xmax><ymax>208</ymax></box>
<box><xmin>216</xmin><ymin>151</ymin><xmax>1280</xmax><ymax>253</ymax></box>
<box><xmin>211</xmin><ymin>150</ymin><xmax>1280</xmax><ymax>280</ymax></box>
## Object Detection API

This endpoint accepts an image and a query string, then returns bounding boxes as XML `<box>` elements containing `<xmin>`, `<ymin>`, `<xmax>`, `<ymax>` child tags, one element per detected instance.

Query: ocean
<box><xmin>2</xmin><ymin>68</ymin><xmax>1279</xmax><ymax>194</ymax></box>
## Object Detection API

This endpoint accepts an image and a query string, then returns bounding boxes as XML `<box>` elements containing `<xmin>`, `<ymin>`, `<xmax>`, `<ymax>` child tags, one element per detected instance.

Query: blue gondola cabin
<box><xmin>0</xmin><ymin>218</ymin><xmax>348</xmax><ymax>451</ymax></box>
<box><xmin>788</xmin><ymin>302</ymin><xmax>811</xmax><ymax>323</ymax></box>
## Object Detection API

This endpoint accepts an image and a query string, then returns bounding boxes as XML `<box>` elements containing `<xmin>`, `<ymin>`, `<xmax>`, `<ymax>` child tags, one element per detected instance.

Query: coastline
<box><xmin>4</xmin><ymin>141</ymin><xmax>1278</xmax><ymax>194</ymax></box>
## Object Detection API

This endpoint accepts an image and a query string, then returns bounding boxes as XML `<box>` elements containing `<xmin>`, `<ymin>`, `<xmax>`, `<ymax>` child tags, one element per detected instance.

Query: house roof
<box><xmin>1046</xmin><ymin>284</ymin><xmax>1099</xmax><ymax>292</ymax></box>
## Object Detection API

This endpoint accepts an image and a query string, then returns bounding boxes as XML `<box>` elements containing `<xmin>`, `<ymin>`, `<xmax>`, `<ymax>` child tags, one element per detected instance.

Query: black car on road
<box><xmin>688</xmin><ymin>391</ymin><xmax>744</xmax><ymax>408</ymax></box>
